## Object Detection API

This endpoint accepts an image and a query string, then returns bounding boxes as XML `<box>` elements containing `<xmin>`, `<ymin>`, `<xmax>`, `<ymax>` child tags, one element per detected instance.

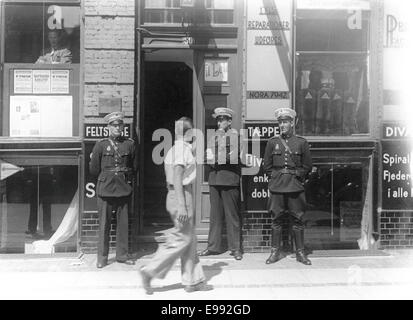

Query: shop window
<box><xmin>144</xmin><ymin>0</ymin><xmax>234</xmax><ymax>25</ymax></box>
<box><xmin>144</xmin><ymin>0</ymin><xmax>183</xmax><ymax>23</ymax></box>
<box><xmin>4</xmin><ymin>2</ymin><xmax>80</xmax><ymax>64</ymax></box>
<box><xmin>304</xmin><ymin>163</ymin><xmax>367</xmax><ymax>250</ymax></box>
<box><xmin>0</xmin><ymin>164</ymin><xmax>78</xmax><ymax>254</ymax></box>
<box><xmin>205</xmin><ymin>0</ymin><xmax>234</xmax><ymax>24</ymax></box>
<box><xmin>295</xmin><ymin>9</ymin><xmax>370</xmax><ymax>136</ymax></box>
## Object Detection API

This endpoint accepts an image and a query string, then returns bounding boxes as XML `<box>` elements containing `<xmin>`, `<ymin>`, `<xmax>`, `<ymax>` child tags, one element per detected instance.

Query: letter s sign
<box><xmin>86</xmin><ymin>182</ymin><xmax>96</xmax><ymax>198</ymax></box>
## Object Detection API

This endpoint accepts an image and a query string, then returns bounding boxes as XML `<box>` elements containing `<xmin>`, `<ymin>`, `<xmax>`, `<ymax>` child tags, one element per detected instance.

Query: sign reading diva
<box><xmin>382</xmin><ymin>128</ymin><xmax>413</xmax><ymax>210</ymax></box>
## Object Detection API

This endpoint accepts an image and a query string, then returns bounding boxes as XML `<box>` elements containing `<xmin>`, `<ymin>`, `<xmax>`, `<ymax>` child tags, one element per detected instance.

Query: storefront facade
<box><xmin>0</xmin><ymin>0</ymin><xmax>411</xmax><ymax>255</ymax></box>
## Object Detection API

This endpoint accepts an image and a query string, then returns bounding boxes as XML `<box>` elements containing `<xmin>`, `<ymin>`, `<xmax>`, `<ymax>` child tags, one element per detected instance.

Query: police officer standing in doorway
<box><xmin>199</xmin><ymin>107</ymin><xmax>243</xmax><ymax>261</ymax></box>
<box><xmin>263</xmin><ymin>108</ymin><xmax>312</xmax><ymax>265</ymax></box>
<box><xmin>89</xmin><ymin>111</ymin><xmax>137</xmax><ymax>268</ymax></box>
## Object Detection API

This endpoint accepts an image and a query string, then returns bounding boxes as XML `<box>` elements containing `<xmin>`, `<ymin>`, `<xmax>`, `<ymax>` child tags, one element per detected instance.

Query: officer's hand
<box><xmin>177</xmin><ymin>206</ymin><xmax>189</xmax><ymax>224</ymax></box>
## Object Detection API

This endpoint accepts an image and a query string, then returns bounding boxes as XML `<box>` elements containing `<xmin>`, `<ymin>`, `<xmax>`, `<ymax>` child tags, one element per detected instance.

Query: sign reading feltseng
<box><xmin>84</xmin><ymin>123</ymin><xmax>132</xmax><ymax>139</ymax></box>
<box><xmin>246</xmin><ymin>0</ymin><xmax>292</xmax><ymax>120</ymax></box>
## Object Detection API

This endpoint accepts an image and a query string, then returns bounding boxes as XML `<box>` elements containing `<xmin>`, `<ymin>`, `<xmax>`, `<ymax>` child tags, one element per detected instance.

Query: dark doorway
<box><xmin>142</xmin><ymin>61</ymin><xmax>193</xmax><ymax>233</ymax></box>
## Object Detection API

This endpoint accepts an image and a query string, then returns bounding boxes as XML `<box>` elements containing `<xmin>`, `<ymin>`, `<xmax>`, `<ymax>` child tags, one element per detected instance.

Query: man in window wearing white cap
<box><xmin>263</xmin><ymin>108</ymin><xmax>312</xmax><ymax>265</ymax></box>
<box><xmin>199</xmin><ymin>107</ymin><xmax>243</xmax><ymax>261</ymax></box>
<box><xmin>89</xmin><ymin>111</ymin><xmax>137</xmax><ymax>268</ymax></box>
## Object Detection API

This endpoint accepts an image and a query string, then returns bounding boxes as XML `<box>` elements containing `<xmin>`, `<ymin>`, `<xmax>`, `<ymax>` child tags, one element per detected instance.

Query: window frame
<box><xmin>292</xmin><ymin>6</ymin><xmax>372</xmax><ymax>140</ymax></box>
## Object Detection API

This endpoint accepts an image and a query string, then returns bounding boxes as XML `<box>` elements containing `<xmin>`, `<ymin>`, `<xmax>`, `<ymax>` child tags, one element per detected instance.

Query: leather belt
<box><xmin>103</xmin><ymin>167</ymin><xmax>132</xmax><ymax>173</ymax></box>
<box><xmin>277</xmin><ymin>168</ymin><xmax>297</xmax><ymax>174</ymax></box>
<box><xmin>166</xmin><ymin>184</ymin><xmax>191</xmax><ymax>190</ymax></box>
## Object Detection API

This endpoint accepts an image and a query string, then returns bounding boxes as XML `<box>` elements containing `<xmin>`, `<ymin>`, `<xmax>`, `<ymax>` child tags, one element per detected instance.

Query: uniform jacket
<box><xmin>263</xmin><ymin>133</ymin><xmax>312</xmax><ymax>193</ymax></box>
<box><xmin>207</xmin><ymin>128</ymin><xmax>242</xmax><ymax>187</ymax></box>
<box><xmin>89</xmin><ymin>137</ymin><xmax>137</xmax><ymax>197</ymax></box>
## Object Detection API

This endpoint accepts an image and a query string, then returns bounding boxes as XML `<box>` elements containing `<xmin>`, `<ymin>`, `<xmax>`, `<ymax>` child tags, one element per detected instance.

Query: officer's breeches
<box><xmin>268</xmin><ymin>192</ymin><xmax>306</xmax><ymax>248</ymax></box>
<box><xmin>97</xmin><ymin>196</ymin><xmax>130</xmax><ymax>263</ymax></box>
<box><xmin>207</xmin><ymin>186</ymin><xmax>241</xmax><ymax>252</ymax></box>
<box><xmin>143</xmin><ymin>187</ymin><xmax>205</xmax><ymax>286</ymax></box>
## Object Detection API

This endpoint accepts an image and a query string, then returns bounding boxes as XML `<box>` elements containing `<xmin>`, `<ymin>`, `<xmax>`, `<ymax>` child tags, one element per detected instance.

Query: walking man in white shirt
<box><xmin>139</xmin><ymin>117</ymin><xmax>211</xmax><ymax>294</ymax></box>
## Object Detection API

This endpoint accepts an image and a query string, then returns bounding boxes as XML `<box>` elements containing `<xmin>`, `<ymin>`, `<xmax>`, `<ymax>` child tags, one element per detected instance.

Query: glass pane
<box><xmin>145</xmin><ymin>0</ymin><xmax>167</xmax><ymax>8</ymax></box>
<box><xmin>295</xmin><ymin>53</ymin><xmax>369</xmax><ymax>136</ymax></box>
<box><xmin>304</xmin><ymin>163</ymin><xmax>363</xmax><ymax>250</ymax></box>
<box><xmin>296</xmin><ymin>10</ymin><xmax>370</xmax><ymax>52</ymax></box>
<box><xmin>206</xmin><ymin>0</ymin><xmax>234</xmax><ymax>10</ymax></box>
<box><xmin>5</xmin><ymin>3</ymin><xmax>80</xmax><ymax>64</ymax></box>
<box><xmin>0</xmin><ymin>164</ymin><xmax>78</xmax><ymax>254</ymax></box>
<box><xmin>210</xmin><ymin>10</ymin><xmax>234</xmax><ymax>24</ymax></box>
<box><xmin>145</xmin><ymin>10</ymin><xmax>164</xmax><ymax>23</ymax></box>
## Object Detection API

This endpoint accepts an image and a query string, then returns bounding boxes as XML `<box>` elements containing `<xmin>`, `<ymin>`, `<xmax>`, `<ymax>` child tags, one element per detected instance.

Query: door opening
<box><xmin>142</xmin><ymin>61</ymin><xmax>193</xmax><ymax>234</ymax></box>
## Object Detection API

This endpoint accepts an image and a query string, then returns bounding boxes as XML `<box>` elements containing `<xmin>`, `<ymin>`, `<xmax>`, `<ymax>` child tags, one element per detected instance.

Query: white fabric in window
<box><xmin>32</xmin><ymin>189</ymin><xmax>79</xmax><ymax>254</ymax></box>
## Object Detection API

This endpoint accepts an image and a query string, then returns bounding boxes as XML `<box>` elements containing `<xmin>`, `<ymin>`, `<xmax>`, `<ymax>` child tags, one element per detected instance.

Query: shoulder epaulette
<box><xmin>98</xmin><ymin>138</ymin><xmax>109</xmax><ymax>143</ymax></box>
<box><xmin>269</xmin><ymin>135</ymin><xmax>279</xmax><ymax>140</ymax></box>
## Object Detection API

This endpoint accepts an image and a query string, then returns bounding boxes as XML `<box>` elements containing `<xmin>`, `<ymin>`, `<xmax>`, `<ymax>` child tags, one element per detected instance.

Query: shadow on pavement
<box><xmin>202</xmin><ymin>261</ymin><xmax>228</xmax><ymax>283</ymax></box>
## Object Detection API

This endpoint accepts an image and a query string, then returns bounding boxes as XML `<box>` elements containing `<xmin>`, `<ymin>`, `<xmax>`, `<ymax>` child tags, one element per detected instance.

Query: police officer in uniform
<box><xmin>89</xmin><ymin>111</ymin><xmax>137</xmax><ymax>268</ymax></box>
<box><xmin>263</xmin><ymin>108</ymin><xmax>312</xmax><ymax>265</ymax></box>
<box><xmin>199</xmin><ymin>107</ymin><xmax>243</xmax><ymax>261</ymax></box>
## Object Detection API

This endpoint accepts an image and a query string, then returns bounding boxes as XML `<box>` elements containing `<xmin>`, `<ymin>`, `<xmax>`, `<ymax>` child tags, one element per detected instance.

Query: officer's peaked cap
<box><xmin>212</xmin><ymin>107</ymin><xmax>234</xmax><ymax>119</ymax></box>
<box><xmin>104</xmin><ymin>111</ymin><xmax>124</xmax><ymax>124</ymax></box>
<box><xmin>274</xmin><ymin>108</ymin><xmax>296</xmax><ymax>121</ymax></box>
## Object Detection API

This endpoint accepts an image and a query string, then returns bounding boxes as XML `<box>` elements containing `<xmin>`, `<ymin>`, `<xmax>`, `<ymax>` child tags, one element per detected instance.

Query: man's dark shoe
<box><xmin>117</xmin><ymin>259</ymin><xmax>135</xmax><ymax>265</ymax></box>
<box><xmin>184</xmin><ymin>281</ymin><xmax>213</xmax><ymax>293</ymax></box>
<box><xmin>97</xmin><ymin>261</ymin><xmax>107</xmax><ymax>269</ymax></box>
<box><xmin>139</xmin><ymin>267</ymin><xmax>153</xmax><ymax>295</ymax></box>
<box><xmin>265</xmin><ymin>247</ymin><xmax>282</xmax><ymax>264</ymax></box>
<box><xmin>296</xmin><ymin>249</ymin><xmax>311</xmax><ymax>265</ymax></box>
<box><xmin>198</xmin><ymin>249</ymin><xmax>221</xmax><ymax>256</ymax></box>
<box><xmin>231</xmin><ymin>250</ymin><xmax>243</xmax><ymax>260</ymax></box>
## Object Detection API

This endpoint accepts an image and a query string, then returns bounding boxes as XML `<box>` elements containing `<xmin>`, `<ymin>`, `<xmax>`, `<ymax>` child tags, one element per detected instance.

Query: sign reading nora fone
<box><xmin>246</xmin><ymin>0</ymin><xmax>292</xmax><ymax>120</ymax></box>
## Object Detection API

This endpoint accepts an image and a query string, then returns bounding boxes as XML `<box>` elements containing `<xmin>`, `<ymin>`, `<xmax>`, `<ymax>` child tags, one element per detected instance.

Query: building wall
<box><xmin>380</xmin><ymin>212</ymin><xmax>413</xmax><ymax>249</ymax></box>
<box><xmin>80</xmin><ymin>0</ymin><xmax>135</xmax><ymax>253</ymax></box>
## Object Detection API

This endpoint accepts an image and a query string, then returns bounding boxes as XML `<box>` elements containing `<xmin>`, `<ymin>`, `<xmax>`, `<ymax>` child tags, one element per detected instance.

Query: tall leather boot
<box><xmin>266</xmin><ymin>227</ymin><xmax>282</xmax><ymax>264</ymax></box>
<box><xmin>293</xmin><ymin>228</ymin><xmax>311</xmax><ymax>265</ymax></box>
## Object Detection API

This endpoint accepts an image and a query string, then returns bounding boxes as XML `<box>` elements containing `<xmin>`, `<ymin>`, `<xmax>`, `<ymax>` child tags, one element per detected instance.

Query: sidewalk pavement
<box><xmin>0</xmin><ymin>249</ymin><xmax>413</xmax><ymax>300</ymax></box>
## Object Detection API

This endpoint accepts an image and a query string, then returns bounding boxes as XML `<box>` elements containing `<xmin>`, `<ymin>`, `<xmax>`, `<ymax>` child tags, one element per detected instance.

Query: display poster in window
<box><xmin>10</xmin><ymin>95</ymin><xmax>72</xmax><ymax>137</ymax></box>
<box><xmin>51</xmin><ymin>70</ymin><xmax>70</xmax><ymax>94</ymax></box>
<box><xmin>14</xmin><ymin>70</ymin><xmax>33</xmax><ymax>94</ymax></box>
<box><xmin>246</xmin><ymin>0</ymin><xmax>292</xmax><ymax>119</ymax></box>
<box><xmin>204</xmin><ymin>60</ymin><xmax>228</xmax><ymax>82</ymax></box>
<box><xmin>33</xmin><ymin>70</ymin><xmax>51</xmax><ymax>94</ymax></box>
